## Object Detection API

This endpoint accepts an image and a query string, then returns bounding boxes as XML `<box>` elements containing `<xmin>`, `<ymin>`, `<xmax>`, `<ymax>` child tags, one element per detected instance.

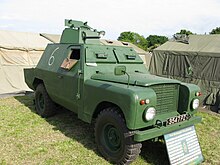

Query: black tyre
<box><xmin>95</xmin><ymin>107</ymin><xmax>142</xmax><ymax>165</ymax></box>
<box><xmin>35</xmin><ymin>83</ymin><xmax>56</xmax><ymax>118</ymax></box>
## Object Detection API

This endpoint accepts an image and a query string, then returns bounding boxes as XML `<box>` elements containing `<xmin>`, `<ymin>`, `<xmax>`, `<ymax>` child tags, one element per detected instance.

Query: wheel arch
<box><xmin>33</xmin><ymin>78</ymin><xmax>44</xmax><ymax>90</ymax></box>
<box><xmin>92</xmin><ymin>101</ymin><xmax>126</xmax><ymax>124</ymax></box>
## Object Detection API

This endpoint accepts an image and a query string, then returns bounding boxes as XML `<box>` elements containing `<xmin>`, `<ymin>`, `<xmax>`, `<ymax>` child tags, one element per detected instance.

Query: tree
<box><xmin>210</xmin><ymin>27</ymin><xmax>220</xmax><ymax>34</ymax></box>
<box><xmin>146</xmin><ymin>35</ymin><xmax>168</xmax><ymax>50</ymax></box>
<box><xmin>176</xmin><ymin>29</ymin><xmax>194</xmax><ymax>36</ymax></box>
<box><xmin>117</xmin><ymin>32</ymin><xmax>148</xmax><ymax>51</ymax></box>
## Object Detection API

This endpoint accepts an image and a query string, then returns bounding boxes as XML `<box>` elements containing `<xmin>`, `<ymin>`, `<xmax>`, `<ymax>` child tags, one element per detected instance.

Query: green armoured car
<box><xmin>24</xmin><ymin>20</ymin><xmax>202</xmax><ymax>164</ymax></box>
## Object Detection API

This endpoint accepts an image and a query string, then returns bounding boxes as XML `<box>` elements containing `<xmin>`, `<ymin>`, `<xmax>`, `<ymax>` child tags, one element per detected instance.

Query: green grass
<box><xmin>0</xmin><ymin>96</ymin><xmax>219</xmax><ymax>164</ymax></box>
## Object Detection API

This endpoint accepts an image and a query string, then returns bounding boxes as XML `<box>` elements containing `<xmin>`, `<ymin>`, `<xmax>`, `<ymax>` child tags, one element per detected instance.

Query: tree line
<box><xmin>117</xmin><ymin>27</ymin><xmax>220</xmax><ymax>51</ymax></box>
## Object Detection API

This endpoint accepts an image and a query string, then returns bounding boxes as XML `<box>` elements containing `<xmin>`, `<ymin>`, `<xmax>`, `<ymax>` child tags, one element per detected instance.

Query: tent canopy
<box><xmin>0</xmin><ymin>30</ymin><xmax>55</xmax><ymax>95</ymax></box>
<box><xmin>0</xmin><ymin>30</ymin><xmax>51</xmax><ymax>50</ymax></box>
<box><xmin>150</xmin><ymin>35</ymin><xmax>220</xmax><ymax>106</ymax></box>
<box><xmin>40</xmin><ymin>33</ymin><xmax>61</xmax><ymax>44</ymax></box>
<box><xmin>156</xmin><ymin>35</ymin><xmax>220</xmax><ymax>57</ymax></box>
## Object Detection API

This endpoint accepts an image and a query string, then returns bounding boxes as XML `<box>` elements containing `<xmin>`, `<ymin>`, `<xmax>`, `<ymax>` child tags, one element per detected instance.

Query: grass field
<box><xmin>0</xmin><ymin>95</ymin><xmax>219</xmax><ymax>165</ymax></box>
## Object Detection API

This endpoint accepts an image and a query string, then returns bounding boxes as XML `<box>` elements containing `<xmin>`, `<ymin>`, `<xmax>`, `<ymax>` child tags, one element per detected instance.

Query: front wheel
<box><xmin>95</xmin><ymin>107</ymin><xmax>142</xmax><ymax>164</ymax></box>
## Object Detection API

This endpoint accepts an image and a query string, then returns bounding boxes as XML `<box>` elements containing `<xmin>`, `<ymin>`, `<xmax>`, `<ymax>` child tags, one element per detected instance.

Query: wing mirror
<box><xmin>114</xmin><ymin>66</ymin><xmax>130</xmax><ymax>88</ymax></box>
<box><xmin>114</xmin><ymin>66</ymin><xmax>126</xmax><ymax>76</ymax></box>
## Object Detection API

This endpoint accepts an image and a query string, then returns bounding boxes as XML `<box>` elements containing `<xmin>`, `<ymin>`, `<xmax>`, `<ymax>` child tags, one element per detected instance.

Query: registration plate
<box><xmin>166</xmin><ymin>114</ymin><xmax>191</xmax><ymax>125</ymax></box>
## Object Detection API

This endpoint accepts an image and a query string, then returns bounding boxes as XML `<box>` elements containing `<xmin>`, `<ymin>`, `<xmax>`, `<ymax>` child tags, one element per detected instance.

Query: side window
<box><xmin>61</xmin><ymin>48</ymin><xmax>80</xmax><ymax>70</ymax></box>
<box><xmin>70</xmin><ymin>49</ymin><xmax>80</xmax><ymax>60</ymax></box>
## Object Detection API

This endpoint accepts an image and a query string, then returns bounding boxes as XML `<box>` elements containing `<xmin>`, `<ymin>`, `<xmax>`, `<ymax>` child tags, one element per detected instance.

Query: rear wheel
<box><xmin>95</xmin><ymin>107</ymin><xmax>142</xmax><ymax>164</ymax></box>
<box><xmin>35</xmin><ymin>84</ymin><xmax>56</xmax><ymax>118</ymax></box>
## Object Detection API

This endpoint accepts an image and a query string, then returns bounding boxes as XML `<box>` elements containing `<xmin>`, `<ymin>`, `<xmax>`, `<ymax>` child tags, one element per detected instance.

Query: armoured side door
<box><xmin>57</xmin><ymin>45</ymin><xmax>82</xmax><ymax>112</ymax></box>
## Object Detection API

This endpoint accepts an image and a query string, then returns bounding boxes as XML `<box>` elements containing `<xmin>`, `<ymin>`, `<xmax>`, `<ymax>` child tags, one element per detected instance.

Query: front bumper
<box><xmin>133</xmin><ymin>116</ymin><xmax>202</xmax><ymax>142</ymax></box>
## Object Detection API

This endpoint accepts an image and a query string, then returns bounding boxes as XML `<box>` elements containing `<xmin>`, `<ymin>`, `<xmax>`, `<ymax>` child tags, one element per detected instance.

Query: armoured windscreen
<box><xmin>85</xmin><ymin>45</ymin><xmax>143</xmax><ymax>64</ymax></box>
<box><xmin>86</xmin><ymin>46</ymin><xmax>117</xmax><ymax>63</ymax></box>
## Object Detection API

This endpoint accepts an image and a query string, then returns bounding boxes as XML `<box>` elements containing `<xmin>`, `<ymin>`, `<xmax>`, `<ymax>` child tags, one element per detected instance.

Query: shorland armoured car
<box><xmin>24</xmin><ymin>20</ymin><xmax>202</xmax><ymax>164</ymax></box>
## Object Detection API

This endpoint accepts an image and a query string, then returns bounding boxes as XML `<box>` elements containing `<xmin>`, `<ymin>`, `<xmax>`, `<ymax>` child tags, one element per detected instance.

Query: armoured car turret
<box><xmin>24</xmin><ymin>20</ymin><xmax>203</xmax><ymax>164</ymax></box>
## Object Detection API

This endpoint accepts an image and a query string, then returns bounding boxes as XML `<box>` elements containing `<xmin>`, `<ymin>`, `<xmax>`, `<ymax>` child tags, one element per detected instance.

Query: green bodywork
<box><xmin>24</xmin><ymin>20</ymin><xmax>202</xmax><ymax>142</ymax></box>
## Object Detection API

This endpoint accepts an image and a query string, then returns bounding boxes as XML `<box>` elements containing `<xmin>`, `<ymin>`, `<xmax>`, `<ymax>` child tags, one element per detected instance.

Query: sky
<box><xmin>0</xmin><ymin>0</ymin><xmax>220</xmax><ymax>40</ymax></box>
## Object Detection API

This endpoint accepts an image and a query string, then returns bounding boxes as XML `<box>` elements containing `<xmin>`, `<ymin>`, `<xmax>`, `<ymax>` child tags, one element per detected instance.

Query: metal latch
<box><xmin>78</xmin><ymin>69</ymin><xmax>83</xmax><ymax>75</ymax></box>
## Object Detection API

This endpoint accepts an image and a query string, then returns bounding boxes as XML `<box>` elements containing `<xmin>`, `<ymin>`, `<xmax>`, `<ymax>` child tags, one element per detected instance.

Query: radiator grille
<box><xmin>151</xmin><ymin>84</ymin><xmax>179</xmax><ymax>114</ymax></box>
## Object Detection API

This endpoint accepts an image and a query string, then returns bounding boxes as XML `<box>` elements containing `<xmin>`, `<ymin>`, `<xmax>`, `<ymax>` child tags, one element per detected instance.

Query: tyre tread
<box><xmin>95</xmin><ymin>107</ymin><xmax>142</xmax><ymax>165</ymax></box>
<box><xmin>35</xmin><ymin>83</ymin><xmax>56</xmax><ymax>118</ymax></box>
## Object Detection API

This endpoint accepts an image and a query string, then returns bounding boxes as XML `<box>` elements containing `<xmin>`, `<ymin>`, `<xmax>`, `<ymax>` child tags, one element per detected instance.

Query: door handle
<box><xmin>78</xmin><ymin>69</ymin><xmax>83</xmax><ymax>75</ymax></box>
<box><xmin>57</xmin><ymin>75</ymin><xmax>63</xmax><ymax>79</ymax></box>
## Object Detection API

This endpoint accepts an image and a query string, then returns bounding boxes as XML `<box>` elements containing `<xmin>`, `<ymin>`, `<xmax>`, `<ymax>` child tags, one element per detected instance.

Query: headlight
<box><xmin>192</xmin><ymin>99</ymin><xmax>199</xmax><ymax>109</ymax></box>
<box><xmin>144</xmin><ymin>107</ymin><xmax>156</xmax><ymax>121</ymax></box>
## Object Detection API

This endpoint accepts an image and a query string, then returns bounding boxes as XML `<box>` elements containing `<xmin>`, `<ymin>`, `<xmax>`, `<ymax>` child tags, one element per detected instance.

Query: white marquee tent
<box><xmin>0</xmin><ymin>30</ymin><xmax>53</xmax><ymax>95</ymax></box>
